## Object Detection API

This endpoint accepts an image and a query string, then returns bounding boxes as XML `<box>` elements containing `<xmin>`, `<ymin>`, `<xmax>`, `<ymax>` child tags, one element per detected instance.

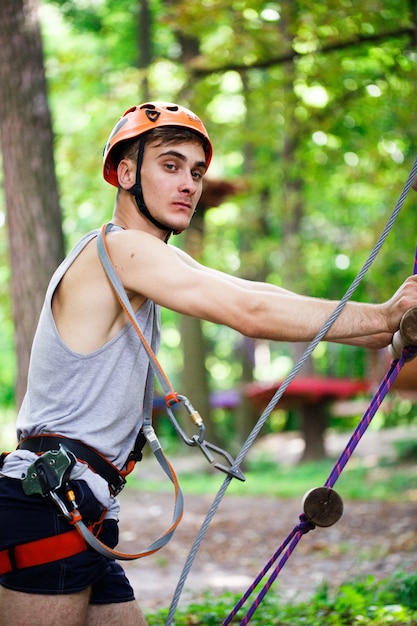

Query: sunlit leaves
<box><xmin>16</xmin><ymin>0</ymin><xmax>417</xmax><ymax>391</ymax></box>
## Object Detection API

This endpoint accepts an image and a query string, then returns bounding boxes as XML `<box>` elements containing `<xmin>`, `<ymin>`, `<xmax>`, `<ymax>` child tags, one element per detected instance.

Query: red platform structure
<box><xmin>244</xmin><ymin>376</ymin><xmax>370</xmax><ymax>409</ymax></box>
<box><xmin>243</xmin><ymin>376</ymin><xmax>371</xmax><ymax>461</ymax></box>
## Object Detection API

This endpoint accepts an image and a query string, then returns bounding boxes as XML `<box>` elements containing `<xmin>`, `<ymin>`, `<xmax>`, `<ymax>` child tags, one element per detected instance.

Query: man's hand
<box><xmin>380</xmin><ymin>275</ymin><xmax>417</xmax><ymax>335</ymax></box>
<box><xmin>389</xmin><ymin>306</ymin><xmax>417</xmax><ymax>359</ymax></box>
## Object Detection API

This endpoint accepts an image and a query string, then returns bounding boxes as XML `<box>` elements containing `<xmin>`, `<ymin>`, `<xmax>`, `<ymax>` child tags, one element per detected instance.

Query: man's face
<box><xmin>140</xmin><ymin>139</ymin><xmax>207</xmax><ymax>233</ymax></box>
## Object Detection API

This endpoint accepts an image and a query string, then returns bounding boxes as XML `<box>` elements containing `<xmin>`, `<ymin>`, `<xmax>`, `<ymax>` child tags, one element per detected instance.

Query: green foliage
<box><xmin>146</xmin><ymin>572</ymin><xmax>417</xmax><ymax>624</ymax></box>
<box><xmin>393</xmin><ymin>438</ymin><xmax>417</xmax><ymax>462</ymax></box>
<box><xmin>0</xmin><ymin>314</ymin><xmax>16</xmax><ymax>406</ymax></box>
<box><xmin>128</xmin><ymin>450</ymin><xmax>417</xmax><ymax>502</ymax></box>
<box><xmin>2</xmin><ymin>0</ymin><xmax>417</xmax><ymax>416</ymax></box>
<box><xmin>36</xmin><ymin>0</ymin><xmax>417</xmax><ymax>302</ymax></box>
<box><xmin>380</xmin><ymin>398</ymin><xmax>417</xmax><ymax>430</ymax></box>
<box><xmin>0</xmin><ymin>234</ymin><xmax>15</xmax><ymax>406</ymax></box>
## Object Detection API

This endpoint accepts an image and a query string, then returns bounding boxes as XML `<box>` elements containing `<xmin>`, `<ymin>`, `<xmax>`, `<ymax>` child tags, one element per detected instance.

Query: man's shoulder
<box><xmin>106</xmin><ymin>227</ymin><xmax>180</xmax><ymax>262</ymax></box>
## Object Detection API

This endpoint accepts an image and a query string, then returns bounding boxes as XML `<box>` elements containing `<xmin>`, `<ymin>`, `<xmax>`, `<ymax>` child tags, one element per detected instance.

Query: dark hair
<box><xmin>111</xmin><ymin>126</ymin><xmax>208</xmax><ymax>169</ymax></box>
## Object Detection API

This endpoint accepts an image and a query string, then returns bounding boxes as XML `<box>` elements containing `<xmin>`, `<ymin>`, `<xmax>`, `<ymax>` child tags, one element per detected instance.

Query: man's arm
<box><xmin>174</xmin><ymin>245</ymin><xmax>296</xmax><ymax>295</ymax></box>
<box><xmin>174</xmin><ymin>247</ymin><xmax>395</xmax><ymax>349</ymax></box>
<box><xmin>107</xmin><ymin>229</ymin><xmax>417</xmax><ymax>349</ymax></box>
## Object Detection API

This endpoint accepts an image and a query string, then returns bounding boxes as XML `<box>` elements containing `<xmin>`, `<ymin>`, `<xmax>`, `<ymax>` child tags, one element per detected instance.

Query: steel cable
<box><xmin>166</xmin><ymin>156</ymin><xmax>417</xmax><ymax>625</ymax></box>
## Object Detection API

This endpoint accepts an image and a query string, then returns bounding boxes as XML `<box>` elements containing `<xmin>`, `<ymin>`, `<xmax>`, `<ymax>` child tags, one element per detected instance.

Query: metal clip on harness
<box><xmin>22</xmin><ymin>445</ymin><xmax>76</xmax><ymax>499</ymax></box>
<box><xmin>21</xmin><ymin>445</ymin><xmax>82</xmax><ymax>522</ymax></box>
<box><xmin>165</xmin><ymin>394</ymin><xmax>245</xmax><ymax>482</ymax></box>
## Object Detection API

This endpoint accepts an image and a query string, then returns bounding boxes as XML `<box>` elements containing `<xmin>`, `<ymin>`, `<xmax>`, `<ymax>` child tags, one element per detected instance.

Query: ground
<box><xmin>115</xmin><ymin>429</ymin><xmax>417</xmax><ymax>616</ymax></box>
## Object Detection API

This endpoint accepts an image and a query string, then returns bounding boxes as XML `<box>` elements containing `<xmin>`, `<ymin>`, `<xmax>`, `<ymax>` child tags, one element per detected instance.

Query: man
<box><xmin>0</xmin><ymin>101</ymin><xmax>416</xmax><ymax>625</ymax></box>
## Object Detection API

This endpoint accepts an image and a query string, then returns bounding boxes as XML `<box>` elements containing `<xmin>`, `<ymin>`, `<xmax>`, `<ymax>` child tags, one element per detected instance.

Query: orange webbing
<box><xmin>73</xmin><ymin>450</ymin><xmax>184</xmax><ymax>561</ymax></box>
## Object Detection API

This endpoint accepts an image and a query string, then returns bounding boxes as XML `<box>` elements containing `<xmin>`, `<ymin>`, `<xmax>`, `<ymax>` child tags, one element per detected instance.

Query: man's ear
<box><xmin>117</xmin><ymin>159</ymin><xmax>136</xmax><ymax>190</ymax></box>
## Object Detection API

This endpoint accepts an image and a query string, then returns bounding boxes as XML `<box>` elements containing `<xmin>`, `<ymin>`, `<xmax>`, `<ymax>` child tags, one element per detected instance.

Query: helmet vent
<box><xmin>145</xmin><ymin>109</ymin><xmax>161</xmax><ymax>123</ymax></box>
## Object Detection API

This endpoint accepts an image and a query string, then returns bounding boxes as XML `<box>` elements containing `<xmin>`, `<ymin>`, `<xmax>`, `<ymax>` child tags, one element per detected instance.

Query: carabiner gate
<box><xmin>165</xmin><ymin>393</ymin><xmax>205</xmax><ymax>446</ymax></box>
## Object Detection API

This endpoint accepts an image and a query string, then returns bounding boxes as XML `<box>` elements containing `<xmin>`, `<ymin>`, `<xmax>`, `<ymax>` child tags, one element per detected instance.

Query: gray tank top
<box><xmin>16</xmin><ymin>226</ymin><xmax>160</xmax><ymax>469</ymax></box>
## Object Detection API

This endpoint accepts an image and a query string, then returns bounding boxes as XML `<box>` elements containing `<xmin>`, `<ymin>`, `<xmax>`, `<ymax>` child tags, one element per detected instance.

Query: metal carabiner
<box><xmin>165</xmin><ymin>394</ymin><xmax>206</xmax><ymax>446</ymax></box>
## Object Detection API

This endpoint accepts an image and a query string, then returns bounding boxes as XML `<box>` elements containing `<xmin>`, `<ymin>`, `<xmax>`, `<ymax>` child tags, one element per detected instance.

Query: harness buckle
<box><xmin>22</xmin><ymin>445</ymin><xmax>84</xmax><ymax>523</ymax></box>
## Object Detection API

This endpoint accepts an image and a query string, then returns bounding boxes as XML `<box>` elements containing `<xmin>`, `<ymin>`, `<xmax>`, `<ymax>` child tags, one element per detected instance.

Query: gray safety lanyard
<box><xmin>43</xmin><ymin>224</ymin><xmax>187</xmax><ymax>561</ymax></box>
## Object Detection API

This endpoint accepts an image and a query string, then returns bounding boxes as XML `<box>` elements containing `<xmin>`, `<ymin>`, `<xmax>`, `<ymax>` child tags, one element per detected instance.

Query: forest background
<box><xmin>1</xmin><ymin>0</ymin><xmax>417</xmax><ymax>458</ymax></box>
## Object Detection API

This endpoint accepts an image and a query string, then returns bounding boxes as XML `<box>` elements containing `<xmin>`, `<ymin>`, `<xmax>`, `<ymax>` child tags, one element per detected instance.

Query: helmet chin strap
<box><xmin>127</xmin><ymin>136</ymin><xmax>182</xmax><ymax>241</ymax></box>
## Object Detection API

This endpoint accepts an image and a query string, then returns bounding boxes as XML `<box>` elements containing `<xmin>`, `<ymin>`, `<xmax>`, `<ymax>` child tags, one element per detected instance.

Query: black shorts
<box><xmin>0</xmin><ymin>476</ymin><xmax>135</xmax><ymax>603</ymax></box>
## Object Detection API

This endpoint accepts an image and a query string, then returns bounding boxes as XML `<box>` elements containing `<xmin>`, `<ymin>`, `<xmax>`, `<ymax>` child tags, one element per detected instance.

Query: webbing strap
<box><xmin>70</xmin><ymin>447</ymin><xmax>184</xmax><ymax>561</ymax></box>
<box><xmin>1</xmin><ymin>450</ymin><xmax>184</xmax><ymax>569</ymax></box>
<box><xmin>97</xmin><ymin>224</ymin><xmax>245</xmax><ymax>484</ymax></box>
<box><xmin>0</xmin><ymin>529</ymin><xmax>87</xmax><ymax>574</ymax></box>
<box><xmin>65</xmin><ymin>224</ymin><xmax>186</xmax><ymax>560</ymax></box>
<box><xmin>18</xmin><ymin>434</ymin><xmax>126</xmax><ymax>496</ymax></box>
<box><xmin>166</xmin><ymin>157</ymin><xmax>417</xmax><ymax>625</ymax></box>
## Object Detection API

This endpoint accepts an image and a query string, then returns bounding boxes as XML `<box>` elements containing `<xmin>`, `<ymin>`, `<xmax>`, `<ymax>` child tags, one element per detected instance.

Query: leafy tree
<box><xmin>1</xmin><ymin>0</ymin><xmax>417</xmax><ymax>454</ymax></box>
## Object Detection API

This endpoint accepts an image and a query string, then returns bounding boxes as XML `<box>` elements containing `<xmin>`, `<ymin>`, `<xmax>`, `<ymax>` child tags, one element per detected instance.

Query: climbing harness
<box><xmin>0</xmin><ymin>437</ymin><xmax>184</xmax><ymax>566</ymax></box>
<box><xmin>18</xmin><ymin>434</ymin><xmax>127</xmax><ymax>496</ymax></box>
<box><xmin>0</xmin><ymin>526</ymin><xmax>87</xmax><ymax>574</ymax></box>
<box><xmin>166</xmin><ymin>156</ymin><xmax>417</xmax><ymax>625</ymax></box>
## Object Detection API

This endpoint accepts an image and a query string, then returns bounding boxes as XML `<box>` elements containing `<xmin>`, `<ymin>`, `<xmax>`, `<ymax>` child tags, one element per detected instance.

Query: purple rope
<box><xmin>222</xmin><ymin>345</ymin><xmax>417</xmax><ymax>625</ymax></box>
<box><xmin>222</xmin><ymin>514</ymin><xmax>314</xmax><ymax>625</ymax></box>
<box><xmin>232</xmin><ymin>515</ymin><xmax>315</xmax><ymax>625</ymax></box>
<box><xmin>222</xmin><ymin>243</ymin><xmax>417</xmax><ymax>624</ymax></box>
<box><xmin>325</xmin><ymin>349</ymin><xmax>413</xmax><ymax>488</ymax></box>
<box><xmin>242</xmin><ymin>517</ymin><xmax>314</xmax><ymax>624</ymax></box>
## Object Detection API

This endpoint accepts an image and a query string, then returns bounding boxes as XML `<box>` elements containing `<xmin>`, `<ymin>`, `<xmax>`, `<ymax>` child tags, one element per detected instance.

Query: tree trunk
<box><xmin>137</xmin><ymin>0</ymin><xmax>152</xmax><ymax>99</ymax></box>
<box><xmin>0</xmin><ymin>0</ymin><xmax>65</xmax><ymax>406</ymax></box>
<box><xmin>299</xmin><ymin>403</ymin><xmax>328</xmax><ymax>462</ymax></box>
<box><xmin>179</xmin><ymin>209</ymin><xmax>219</xmax><ymax>444</ymax></box>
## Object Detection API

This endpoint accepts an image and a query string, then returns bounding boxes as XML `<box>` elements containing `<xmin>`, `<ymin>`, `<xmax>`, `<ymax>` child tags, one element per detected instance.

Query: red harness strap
<box><xmin>0</xmin><ymin>529</ymin><xmax>87</xmax><ymax>574</ymax></box>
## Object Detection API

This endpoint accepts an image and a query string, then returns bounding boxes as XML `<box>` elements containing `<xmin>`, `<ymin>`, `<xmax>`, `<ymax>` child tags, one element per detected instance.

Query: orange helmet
<box><xmin>103</xmin><ymin>102</ymin><xmax>212</xmax><ymax>187</ymax></box>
